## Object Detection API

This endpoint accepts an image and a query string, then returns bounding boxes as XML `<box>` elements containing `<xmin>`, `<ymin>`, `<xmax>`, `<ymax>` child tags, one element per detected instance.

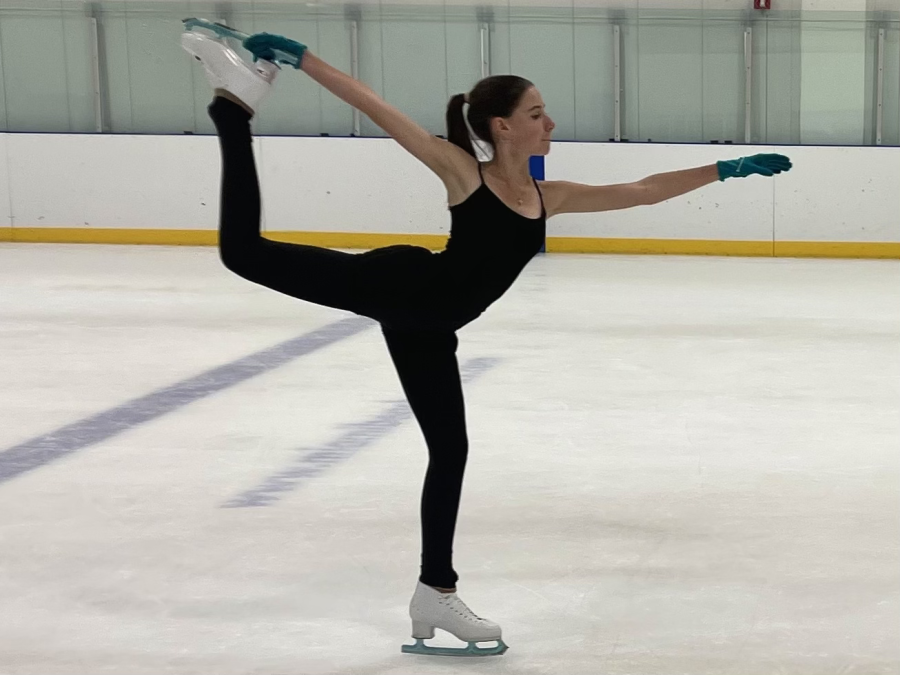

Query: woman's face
<box><xmin>492</xmin><ymin>87</ymin><xmax>556</xmax><ymax>156</ymax></box>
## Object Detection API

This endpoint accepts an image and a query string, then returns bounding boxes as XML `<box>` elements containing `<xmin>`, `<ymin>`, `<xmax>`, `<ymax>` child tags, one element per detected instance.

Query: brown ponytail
<box><xmin>445</xmin><ymin>93</ymin><xmax>477</xmax><ymax>159</ymax></box>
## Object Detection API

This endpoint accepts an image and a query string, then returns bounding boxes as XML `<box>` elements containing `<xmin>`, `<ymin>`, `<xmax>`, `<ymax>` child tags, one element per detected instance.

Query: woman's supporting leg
<box><xmin>382</xmin><ymin>327</ymin><xmax>468</xmax><ymax>589</ymax></box>
<box><xmin>209</xmin><ymin>95</ymin><xmax>365</xmax><ymax>313</ymax></box>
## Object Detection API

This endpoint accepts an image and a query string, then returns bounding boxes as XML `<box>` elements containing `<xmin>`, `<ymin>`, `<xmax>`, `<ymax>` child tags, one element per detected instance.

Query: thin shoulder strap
<box><xmin>532</xmin><ymin>176</ymin><xmax>545</xmax><ymax>214</ymax></box>
<box><xmin>477</xmin><ymin>161</ymin><xmax>484</xmax><ymax>185</ymax></box>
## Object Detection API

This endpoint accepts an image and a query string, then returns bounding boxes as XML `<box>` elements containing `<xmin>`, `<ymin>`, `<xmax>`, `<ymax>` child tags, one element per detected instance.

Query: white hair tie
<box><xmin>462</xmin><ymin>101</ymin><xmax>494</xmax><ymax>162</ymax></box>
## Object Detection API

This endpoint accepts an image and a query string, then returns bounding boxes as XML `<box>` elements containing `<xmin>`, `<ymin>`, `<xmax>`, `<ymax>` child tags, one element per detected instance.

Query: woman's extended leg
<box><xmin>209</xmin><ymin>95</ymin><xmax>365</xmax><ymax>313</ymax></box>
<box><xmin>382</xmin><ymin>327</ymin><xmax>468</xmax><ymax>589</ymax></box>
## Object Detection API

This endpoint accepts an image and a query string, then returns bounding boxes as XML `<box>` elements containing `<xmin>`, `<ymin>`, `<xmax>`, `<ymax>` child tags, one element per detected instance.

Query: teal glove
<box><xmin>243</xmin><ymin>33</ymin><xmax>307</xmax><ymax>69</ymax></box>
<box><xmin>717</xmin><ymin>153</ymin><xmax>792</xmax><ymax>181</ymax></box>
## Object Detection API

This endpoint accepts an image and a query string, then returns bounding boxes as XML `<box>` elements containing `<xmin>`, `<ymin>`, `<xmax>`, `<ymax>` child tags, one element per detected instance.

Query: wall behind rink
<box><xmin>0</xmin><ymin>133</ymin><xmax>897</xmax><ymax>258</ymax></box>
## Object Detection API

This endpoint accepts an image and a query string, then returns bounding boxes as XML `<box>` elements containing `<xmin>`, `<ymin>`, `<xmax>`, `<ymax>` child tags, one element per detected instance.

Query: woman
<box><xmin>181</xmin><ymin>24</ymin><xmax>791</xmax><ymax>658</ymax></box>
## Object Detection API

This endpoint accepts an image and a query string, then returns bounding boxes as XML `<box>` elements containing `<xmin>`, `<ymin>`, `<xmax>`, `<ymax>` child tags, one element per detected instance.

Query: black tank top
<box><xmin>436</xmin><ymin>162</ymin><xmax>546</xmax><ymax>323</ymax></box>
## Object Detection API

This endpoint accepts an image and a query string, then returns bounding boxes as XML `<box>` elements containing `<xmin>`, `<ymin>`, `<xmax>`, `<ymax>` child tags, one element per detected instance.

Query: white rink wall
<box><xmin>546</xmin><ymin>143</ymin><xmax>900</xmax><ymax>245</ymax></box>
<box><xmin>0</xmin><ymin>133</ymin><xmax>898</xmax><ymax>256</ymax></box>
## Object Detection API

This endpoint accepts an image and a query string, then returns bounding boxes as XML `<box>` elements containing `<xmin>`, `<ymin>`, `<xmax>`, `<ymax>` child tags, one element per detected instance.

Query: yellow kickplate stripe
<box><xmin>5</xmin><ymin>228</ymin><xmax>218</xmax><ymax>246</ymax></box>
<box><xmin>549</xmin><ymin>238</ymin><xmax>900</xmax><ymax>258</ymax></box>
<box><xmin>546</xmin><ymin>237</ymin><xmax>773</xmax><ymax>257</ymax></box>
<box><xmin>2</xmin><ymin>228</ymin><xmax>898</xmax><ymax>259</ymax></box>
<box><xmin>774</xmin><ymin>241</ymin><xmax>900</xmax><ymax>259</ymax></box>
<box><xmin>3</xmin><ymin>228</ymin><xmax>448</xmax><ymax>250</ymax></box>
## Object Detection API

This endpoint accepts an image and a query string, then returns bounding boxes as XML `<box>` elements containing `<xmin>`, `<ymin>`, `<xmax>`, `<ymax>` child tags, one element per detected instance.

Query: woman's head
<box><xmin>446</xmin><ymin>75</ymin><xmax>555</xmax><ymax>162</ymax></box>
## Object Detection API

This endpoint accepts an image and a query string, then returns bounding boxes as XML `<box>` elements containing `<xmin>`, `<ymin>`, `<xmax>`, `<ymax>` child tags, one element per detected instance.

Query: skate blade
<box><xmin>401</xmin><ymin>637</ymin><xmax>508</xmax><ymax>657</ymax></box>
<box><xmin>182</xmin><ymin>17</ymin><xmax>248</xmax><ymax>41</ymax></box>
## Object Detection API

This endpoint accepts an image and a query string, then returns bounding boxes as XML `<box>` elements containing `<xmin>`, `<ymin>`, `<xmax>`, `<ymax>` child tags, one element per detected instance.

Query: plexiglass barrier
<box><xmin>0</xmin><ymin>1</ymin><xmax>897</xmax><ymax>145</ymax></box>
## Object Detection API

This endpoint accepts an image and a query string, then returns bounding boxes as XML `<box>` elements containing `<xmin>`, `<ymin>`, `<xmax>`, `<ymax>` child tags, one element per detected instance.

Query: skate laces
<box><xmin>441</xmin><ymin>593</ymin><xmax>488</xmax><ymax>623</ymax></box>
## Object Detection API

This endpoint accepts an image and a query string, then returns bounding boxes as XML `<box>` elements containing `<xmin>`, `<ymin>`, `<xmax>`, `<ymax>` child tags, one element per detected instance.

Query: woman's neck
<box><xmin>482</xmin><ymin>162</ymin><xmax>532</xmax><ymax>187</ymax></box>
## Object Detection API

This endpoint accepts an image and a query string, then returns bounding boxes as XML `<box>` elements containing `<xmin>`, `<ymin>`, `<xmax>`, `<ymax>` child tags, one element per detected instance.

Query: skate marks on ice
<box><xmin>0</xmin><ymin>317</ymin><xmax>372</xmax><ymax>486</ymax></box>
<box><xmin>221</xmin><ymin>356</ymin><xmax>502</xmax><ymax>508</ymax></box>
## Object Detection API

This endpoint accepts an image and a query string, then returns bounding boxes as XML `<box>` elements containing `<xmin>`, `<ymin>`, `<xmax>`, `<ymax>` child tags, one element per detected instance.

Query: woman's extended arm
<box><xmin>642</xmin><ymin>153</ymin><xmax>793</xmax><ymax>204</ymax></box>
<box><xmin>300</xmin><ymin>51</ymin><xmax>378</xmax><ymax>113</ymax></box>
<box><xmin>640</xmin><ymin>164</ymin><xmax>720</xmax><ymax>204</ymax></box>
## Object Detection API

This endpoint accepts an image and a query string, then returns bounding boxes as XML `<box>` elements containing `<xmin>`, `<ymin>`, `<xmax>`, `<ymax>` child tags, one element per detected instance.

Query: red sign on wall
<box><xmin>754</xmin><ymin>0</ymin><xmax>771</xmax><ymax>8</ymax></box>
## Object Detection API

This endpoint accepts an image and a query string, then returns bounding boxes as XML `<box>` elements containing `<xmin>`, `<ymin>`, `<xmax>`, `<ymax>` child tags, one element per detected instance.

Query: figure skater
<box><xmin>181</xmin><ymin>21</ymin><xmax>791</xmax><ymax>658</ymax></box>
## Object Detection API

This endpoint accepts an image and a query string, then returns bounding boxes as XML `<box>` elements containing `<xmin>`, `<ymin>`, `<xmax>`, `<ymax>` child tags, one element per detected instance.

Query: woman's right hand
<box><xmin>242</xmin><ymin>33</ymin><xmax>308</xmax><ymax>69</ymax></box>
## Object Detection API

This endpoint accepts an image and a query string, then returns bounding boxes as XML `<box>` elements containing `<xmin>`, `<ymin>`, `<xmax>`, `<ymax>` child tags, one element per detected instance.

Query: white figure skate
<box><xmin>180</xmin><ymin>27</ymin><xmax>278</xmax><ymax>114</ymax></box>
<box><xmin>182</xmin><ymin>18</ymin><xmax>306</xmax><ymax>69</ymax></box>
<box><xmin>401</xmin><ymin>582</ymin><xmax>508</xmax><ymax>657</ymax></box>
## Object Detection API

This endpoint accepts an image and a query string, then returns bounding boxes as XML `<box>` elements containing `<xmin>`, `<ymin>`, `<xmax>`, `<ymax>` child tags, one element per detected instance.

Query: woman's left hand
<box><xmin>717</xmin><ymin>153</ymin><xmax>793</xmax><ymax>181</ymax></box>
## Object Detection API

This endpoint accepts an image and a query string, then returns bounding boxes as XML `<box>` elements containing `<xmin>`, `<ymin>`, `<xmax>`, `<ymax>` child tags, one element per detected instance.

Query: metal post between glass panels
<box><xmin>876</xmin><ymin>26</ymin><xmax>885</xmax><ymax>146</ymax></box>
<box><xmin>613</xmin><ymin>23</ymin><xmax>622</xmax><ymax>142</ymax></box>
<box><xmin>90</xmin><ymin>16</ymin><xmax>103</xmax><ymax>133</ymax></box>
<box><xmin>480</xmin><ymin>22</ymin><xmax>491</xmax><ymax>78</ymax></box>
<box><xmin>744</xmin><ymin>26</ymin><xmax>752</xmax><ymax>144</ymax></box>
<box><xmin>351</xmin><ymin>19</ymin><xmax>361</xmax><ymax>136</ymax></box>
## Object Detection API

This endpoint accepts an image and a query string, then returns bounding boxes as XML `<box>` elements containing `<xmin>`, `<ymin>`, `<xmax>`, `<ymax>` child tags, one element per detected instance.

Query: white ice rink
<box><xmin>1</xmin><ymin>243</ymin><xmax>898</xmax><ymax>675</ymax></box>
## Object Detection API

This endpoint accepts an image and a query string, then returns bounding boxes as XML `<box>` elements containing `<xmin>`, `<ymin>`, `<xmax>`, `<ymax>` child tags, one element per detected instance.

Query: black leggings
<box><xmin>211</xmin><ymin>96</ymin><xmax>465</xmax><ymax>588</ymax></box>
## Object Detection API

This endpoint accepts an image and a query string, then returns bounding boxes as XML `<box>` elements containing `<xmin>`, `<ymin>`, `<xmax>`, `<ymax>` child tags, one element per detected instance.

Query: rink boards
<box><xmin>0</xmin><ymin>133</ymin><xmax>897</xmax><ymax>258</ymax></box>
